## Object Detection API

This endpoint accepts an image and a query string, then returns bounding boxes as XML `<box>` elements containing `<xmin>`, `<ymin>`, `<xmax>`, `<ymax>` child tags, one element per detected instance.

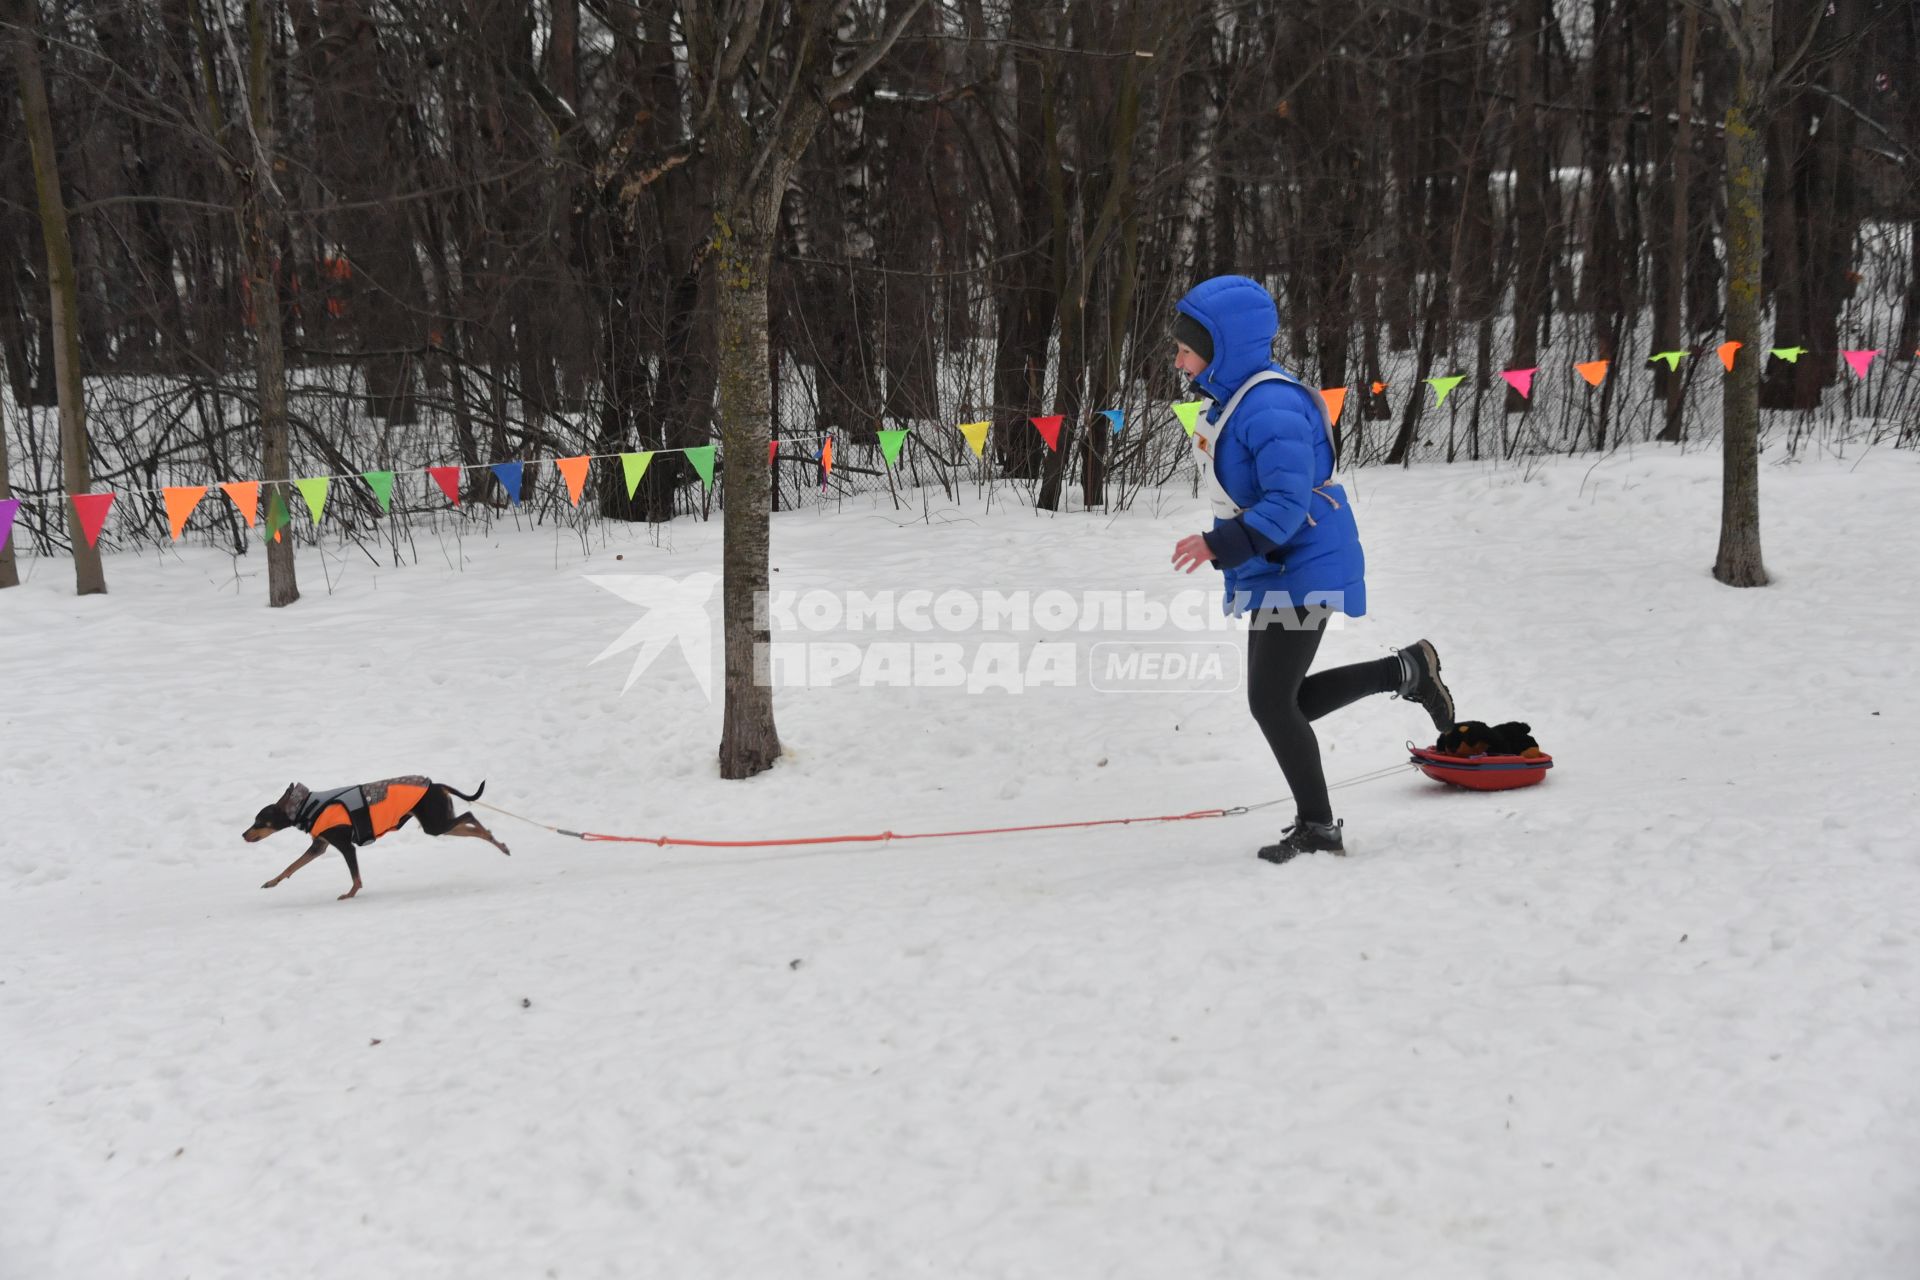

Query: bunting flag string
<box><xmin>4</xmin><ymin>338</ymin><xmax>1910</xmax><ymax>552</ymax></box>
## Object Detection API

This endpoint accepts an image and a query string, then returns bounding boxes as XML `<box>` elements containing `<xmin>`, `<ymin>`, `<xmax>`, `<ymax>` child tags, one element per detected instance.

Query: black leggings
<box><xmin>1245</xmin><ymin>606</ymin><xmax>1401</xmax><ymax>824</ymax></box>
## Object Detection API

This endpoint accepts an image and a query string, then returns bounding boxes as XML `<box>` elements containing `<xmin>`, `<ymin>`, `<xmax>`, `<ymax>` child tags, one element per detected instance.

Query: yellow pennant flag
<box><xmin>294</xmin><ymin>476</ymin><xmax>331</xmax><ymax>525</ymax></box>
<box><xmin>554</xmin><ymin>456</ymin><xmax>590</xmax><ymax>506</ymax></box>
<box><xmin>957</xmin><ymin>421</ymin><xmax>990</xmax><ymax>457</ymax></box>
<box><xmin>621</xmin><ymin>452</ymin><xmax>653</xmax><ymax>497</ymax></box>
<box><xmin>1171</xmin><ymin>400</ymin><xmax>1205</xmax><ymax>436</ymax></box>
<box><xmin>162</xmin><ymin>486</ymin><xmax>207</xmax><ymax>541</ymax></box>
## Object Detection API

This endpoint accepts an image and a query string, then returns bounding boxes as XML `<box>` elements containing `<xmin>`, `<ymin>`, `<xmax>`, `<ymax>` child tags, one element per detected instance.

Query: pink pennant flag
<box><xmin>1841</xmin><ymin>349</ymin><xmax>1881</xmax><ymax>380</ymax></box>
<box><xmin>72</xmin><ymin>493</ymin><xmax>115</xmax><ymax>548</ymax></box>
<box><xmin>1031</xmin><ymin>415</ymin><xmax>1063</xmax><ymax>451</ymax></box>
<box><xmin>1500</xmin><ymin>368</ymin><xmax>1537</xmax><ymax>399</ymax></box>
<box><xmin>428</xmin><ymin>466</ymin><xmax>462</xmax><ymax>505</ymax></box>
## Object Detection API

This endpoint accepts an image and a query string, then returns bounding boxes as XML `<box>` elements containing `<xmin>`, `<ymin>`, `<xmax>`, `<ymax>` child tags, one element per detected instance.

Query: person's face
<box><xmin>1174</xmin><ymin>342</ymin><xmax>1207</xmax><ymax>379</ymax></box>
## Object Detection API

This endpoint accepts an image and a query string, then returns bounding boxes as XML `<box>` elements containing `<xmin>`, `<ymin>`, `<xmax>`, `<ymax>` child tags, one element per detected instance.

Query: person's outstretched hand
<box><xmin>1171</xmin><ymin>533</ymin><xmax>1214</xmax><ymax>574</ymax></box>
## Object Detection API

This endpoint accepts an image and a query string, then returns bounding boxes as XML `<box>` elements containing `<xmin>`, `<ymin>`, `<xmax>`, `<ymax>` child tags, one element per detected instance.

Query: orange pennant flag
<box><xmin>162</xmin><ymin>486</ymin><xmax>207</xmax><ymax>541</ymax></box>
<box><xmin>1370</xmin><ymin>381</ymin><xmax>1387</xmax><ymax>395</ymax></box>
<box><xmin>1575</xmin><ymin>360</ymin><xmax>1609</xmax><ymax>387</ymax></box>
<box><xmin>821</xmin><ymin>437</ymin><xmax>834</xmax><ymax>475</ymax></box>
<box><xmin>553</xmin><ymin>456</ymin><xmax>590</xmax><ymax>507</ymax></box>
<box><xmin>1716</xmin><ymin>341</ymin><xmax>1742</xmax><ymax>372</ymax></box>
<box><xmin>1319</xmin><ymin>388</ymin><xmax>1347</xmax><ymax>424</ymax></box>
<box><xmin>220</xmin><ymin>481</ymin><xmax>261</xmax><ymax>528</ymax></box>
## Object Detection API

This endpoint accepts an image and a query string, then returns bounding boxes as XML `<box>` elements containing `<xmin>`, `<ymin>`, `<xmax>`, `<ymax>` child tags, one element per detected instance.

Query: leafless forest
<box><xmin>1</xmin><ymin>0</ymin><xmax>1915</xmax><ymax>567</ymax></box>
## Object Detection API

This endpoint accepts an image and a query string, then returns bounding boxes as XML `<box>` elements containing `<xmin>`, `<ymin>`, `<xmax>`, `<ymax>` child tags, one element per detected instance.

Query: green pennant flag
<box><xmin>362</xmin><ymin>470</ymin><xmax>394</xmax><ymax>513</ymax></box>
<box><xmin>1427</xmin><ymin>374</ymin><xmax>1466</xmax><ymax>407</ymax></box>
<box><xmin>1649</xmin><ymin>350</ymin><xmax>1687</xmax><ymax>371</ymax></box>
<box><xmin>1769</xmin><ymin>346</ymin><xmax>1806</xmax><ymax>363</ymax></box>
<box><xmin>1172</xmin><ymin>400</ymin><xmax>1205</xmax><ymax>436</ymax></box>
<box><xmin>262</xmin><ymin>488</ymin><xmax>290</xmax><ymax>544</ymax></box>
<box><xmin>877</xmin><ymin>428</ymin><xmax>909</xmax><ymax>467</ymax></box>
<box><xmin>294</xmin><ymin>476</ymin><xmax>330</xmax><ymax>525</ymax></box>
<box><xmin>684</xmin><ymin>445</ymin><xmax>717</xmax><ymax>488</ymax></box>
<box><xmin>621</xmin><ymin>451</ymin><xmax>653</xmax><ymax>497</ymax></box>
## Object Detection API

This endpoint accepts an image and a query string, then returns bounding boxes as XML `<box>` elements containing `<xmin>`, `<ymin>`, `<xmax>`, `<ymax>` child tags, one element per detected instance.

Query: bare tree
<box><xmin>8</xmin><ymin>0</ymin><xmax>105</xmax><ymax>595</ymax></box>
<box><xmin>681</xmin><ymin>0</ymin><xmax>927</xmax><ymax>779</ymax></box>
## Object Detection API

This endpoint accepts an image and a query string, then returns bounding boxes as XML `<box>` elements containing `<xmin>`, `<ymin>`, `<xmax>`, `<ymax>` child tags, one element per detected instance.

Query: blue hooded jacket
<box><xmin>1177</xmin><ymin>275</ymin><xmax>1367</xmax><ymax>617</ymax></box>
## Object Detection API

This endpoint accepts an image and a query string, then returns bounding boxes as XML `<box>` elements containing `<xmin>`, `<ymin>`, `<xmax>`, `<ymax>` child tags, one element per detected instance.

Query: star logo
<box><xmin>584</xmin><ymin>572</ymin><xmax>719</xmax><ymax>699</ymax></box>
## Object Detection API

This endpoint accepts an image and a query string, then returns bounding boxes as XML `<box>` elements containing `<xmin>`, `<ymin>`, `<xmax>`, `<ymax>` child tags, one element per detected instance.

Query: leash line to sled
<box><xmin>470</xmin><ymin>761</ymin><xmax>1415</xmax><ymax>851</ymax></box>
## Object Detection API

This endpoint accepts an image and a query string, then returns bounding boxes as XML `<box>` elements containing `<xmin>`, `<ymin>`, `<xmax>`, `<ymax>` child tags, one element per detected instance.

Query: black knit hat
<box><xmin>1172</xmin><ymin>312</ymin><xmax>1213</xmax><ymax>364</ymax></box>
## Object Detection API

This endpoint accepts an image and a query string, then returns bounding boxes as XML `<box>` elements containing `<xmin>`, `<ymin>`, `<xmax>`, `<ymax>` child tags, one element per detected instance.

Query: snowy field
<box><xmin>4</xmin><ymin>443</ymin><xmax>1918</xmax><ymax>1279</ymax></box>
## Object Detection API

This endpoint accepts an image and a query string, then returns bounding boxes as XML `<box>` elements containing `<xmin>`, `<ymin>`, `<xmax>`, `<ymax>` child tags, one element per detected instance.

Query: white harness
<box><xmin>1191</xmin><ymin>370</ymin><xmax>1339</xmax><ymax>520</ymax></box>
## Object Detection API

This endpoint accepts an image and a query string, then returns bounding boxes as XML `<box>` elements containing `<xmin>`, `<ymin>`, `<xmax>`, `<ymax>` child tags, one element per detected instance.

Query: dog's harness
<box><xmin>1192</xmin><ymin>369</ymin><xmax>1343</xmax><ymax>526</ymax></box>
<box><xmin>295</xmin><ymin>777</ymin><xmax>430</xmax><ymax>845</ymax></box>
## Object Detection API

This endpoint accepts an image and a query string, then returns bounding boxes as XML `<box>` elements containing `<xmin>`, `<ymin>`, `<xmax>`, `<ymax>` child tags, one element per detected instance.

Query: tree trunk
<box><xmin>0</xmin><ymin>358</ymin><xmax>16</xmax><ymax>588</ymax></box>
<box><xmin>10</xmin><ymin>0</ymin><xmax>105</xmax><ymax>595</ymax></box>
<box><xmin>223</xmin><ymin>0</ymin><xmax>299</xmax><ymax>606</ymax></box>
<box><xmin>1715</xmin><ymin>9</ymin><xmax>1771</xmax><ymax>589</ymax></box>
<box><xmin>1658</xmin><ymin>7</ymin><xmax>1700</xmax><ymax>442</ymax></box>
<box><xmin>713</xmin><ymin>195</ymin><xmax>782</xmax><ymax>779</ymax></box>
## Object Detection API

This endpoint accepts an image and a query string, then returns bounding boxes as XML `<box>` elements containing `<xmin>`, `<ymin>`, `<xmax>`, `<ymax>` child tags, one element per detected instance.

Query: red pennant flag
<box><xmin>768</xmin><ymin>440</ymin><xmax>780</xmax><ymax>465</ymax></box>
<box><xmin>428</xmin><ymin>466</ymin><xmax>462</xmax><ymax>505</ymax></box>
<box><xmin>1031</xmin><ymin>415</ymin><xmax>1063</xmax><ymax>450</ymax></box>
<box><xmin>72</xmin><ymin>493</ymin><xmax>115</xmax><ymax>548</ymax></box>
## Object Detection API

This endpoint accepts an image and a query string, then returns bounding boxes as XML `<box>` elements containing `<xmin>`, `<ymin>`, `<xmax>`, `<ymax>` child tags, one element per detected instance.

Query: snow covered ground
<box><xmin>4</xmin><ymin>443</ymin><xmax>1918</xmax><ymax>1279</ymax></box>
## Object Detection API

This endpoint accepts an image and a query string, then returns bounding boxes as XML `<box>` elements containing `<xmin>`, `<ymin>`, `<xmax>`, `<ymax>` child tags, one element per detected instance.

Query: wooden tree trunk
<box><xmin>11</xmin><ymin>0</ymin><xmax>105</xmax><ymax>596</ymax></box>
<box><xmin>713</xmin><ymin>195</ymin><xmax>782</xmax><ymax>779</ymax></box>
<box><xmin>1715</xmin><ymin>12</ymin><xmax>1771</xmax><ymax>589</ymax></box>
<box><xmin>1658</xmin><ymin>7</ymin><xmax>1700</xmax><ymax>442</ymax></box>
<box><xmin>231</xmin><ymin>0</ymin><xmax>299</xmax><ymax>606</ymax></box>
<box><xmin>0</xmin><ymin>362</ymin><xmax>16</xmax><ymax>588</ymax></box>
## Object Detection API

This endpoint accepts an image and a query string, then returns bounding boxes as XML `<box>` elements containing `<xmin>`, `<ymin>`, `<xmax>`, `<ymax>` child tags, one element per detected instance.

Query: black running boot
<box><xmin>1395</xmin><ymin>639</ymin><xmax>1455</xmax><ymax>734</ymax></box>
<box><xmin>1257</xmin><ymin>818</ymin><xmax>1345</xmax><ymax>865</ymax></box>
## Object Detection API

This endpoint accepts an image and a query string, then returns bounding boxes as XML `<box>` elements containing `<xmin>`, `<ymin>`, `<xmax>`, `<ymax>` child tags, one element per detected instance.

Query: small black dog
<box><xmin>1435</xmin><ymin>720</ymin><xmax>1542</xmax><ymax>758</ymax></box>
<box><xmin>244</xmin><ymin>777</ymin><xmax>510</xmax><ymax>900</ymax></box>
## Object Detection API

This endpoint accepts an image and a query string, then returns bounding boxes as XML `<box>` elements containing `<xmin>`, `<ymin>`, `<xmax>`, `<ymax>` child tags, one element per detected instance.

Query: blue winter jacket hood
<box><xmin>1176</xmin><ymin>275</ymin><xmax>1367</xmax><ymax>616</ymax></box>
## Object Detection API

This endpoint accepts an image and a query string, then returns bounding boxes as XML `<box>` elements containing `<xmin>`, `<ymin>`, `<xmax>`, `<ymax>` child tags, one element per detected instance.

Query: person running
<box><xmin>1167</xmin><ymin>274</ymin><xmax>1455</xmax><ymax>864</ymax></box>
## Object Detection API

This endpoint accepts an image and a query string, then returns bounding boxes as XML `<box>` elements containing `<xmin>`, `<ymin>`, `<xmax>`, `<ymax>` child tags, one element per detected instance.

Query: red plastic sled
<box><xmin>1409</xmin><ymin>744</ymin><xmax>1553</xmax><ymax>791</ymax></box>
